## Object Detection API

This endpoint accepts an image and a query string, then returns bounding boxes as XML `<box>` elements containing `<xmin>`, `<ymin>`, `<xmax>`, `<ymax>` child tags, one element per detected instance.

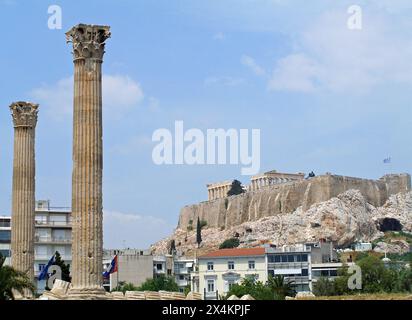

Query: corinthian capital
<box><xmin>10</xmin><ymin>102</ymin><xmax>39</xmax><ymax>128</ymax></box>
<box><xmin>66</xmin><ymin>24</ymin><xmax>111</xmax><ymax>61</ymax></box>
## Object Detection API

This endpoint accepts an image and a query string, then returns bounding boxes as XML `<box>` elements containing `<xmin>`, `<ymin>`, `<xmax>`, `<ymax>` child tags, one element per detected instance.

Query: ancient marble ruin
<box><xmin>65</xmin><ymin>24</ymin><xmax>111</xmax><ymax>298</ymax></box>
<box><xmin>179</xmin><ymin>172</ymin><xmax>411</xmax><ymax>231</ymax></box>
<box><xmin>207</xmin><ymin>181</ymin><xmax>233</xmax><ymax>201</ymax></box>
<box><xmin>9</xmin><ymin>102</ymin><xmax>38</xmax><ymax>287</ymax></box>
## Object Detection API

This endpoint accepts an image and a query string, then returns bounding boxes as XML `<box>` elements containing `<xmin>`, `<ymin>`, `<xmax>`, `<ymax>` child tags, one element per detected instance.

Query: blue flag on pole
<box><xmin>383</xmin><ymin>157</ymin><xmax>391</xmax><ymax>164</ymax></box>
<box><xmin>38</xmin><ymin>253</ymin><xmax>56</xmax><ymax>281</ymax></box>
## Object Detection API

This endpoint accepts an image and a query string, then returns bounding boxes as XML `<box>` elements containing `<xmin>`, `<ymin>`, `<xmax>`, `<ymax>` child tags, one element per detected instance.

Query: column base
<box><xmin>67</xmin><ymin>287</ymin><xmax>109</xmax><ymax>300</ymax></box>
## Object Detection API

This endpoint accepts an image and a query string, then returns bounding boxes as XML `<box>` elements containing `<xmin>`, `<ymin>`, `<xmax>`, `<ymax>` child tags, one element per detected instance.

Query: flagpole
<box><xmin>116</xmin><ymin>253</ymin><xmax>119</xmax><ymax>290</ymax></box>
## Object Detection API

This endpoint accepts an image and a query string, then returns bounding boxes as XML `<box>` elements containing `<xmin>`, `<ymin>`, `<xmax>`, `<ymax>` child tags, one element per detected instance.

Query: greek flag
<box><xmin>38</xmin><ymin>254</ymin><xmax>55</xmax><ymax>281</ymax></box>
<box><xmin>103</xmin><ymin>255</ymin><xmax>118</xmax><ymax>278</ymax></box>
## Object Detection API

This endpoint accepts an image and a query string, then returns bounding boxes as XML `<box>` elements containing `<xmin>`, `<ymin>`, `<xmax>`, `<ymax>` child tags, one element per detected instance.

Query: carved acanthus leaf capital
<box><xmin>10</xmin><ymin>102</ymin><xmax>39</xmax><ymax>128</ymax></box>
<box><xmin>66</xmin><ymin>24</ymin><xmax>111</xmax><ymax>61</ymax></box>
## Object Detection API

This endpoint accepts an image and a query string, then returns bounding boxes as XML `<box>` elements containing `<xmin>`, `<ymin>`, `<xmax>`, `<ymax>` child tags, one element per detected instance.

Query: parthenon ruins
<box><xmin>207</xmin><ymin>170</ymin><xmax>305</xmax><ymax>200</ymax></box>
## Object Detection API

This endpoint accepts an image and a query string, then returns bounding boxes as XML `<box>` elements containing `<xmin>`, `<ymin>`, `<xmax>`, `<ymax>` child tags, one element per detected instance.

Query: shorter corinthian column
<box><xmin>10</xmin><ymin>102</ymin><xmax>38</xmax><ymax>287</ymax></box>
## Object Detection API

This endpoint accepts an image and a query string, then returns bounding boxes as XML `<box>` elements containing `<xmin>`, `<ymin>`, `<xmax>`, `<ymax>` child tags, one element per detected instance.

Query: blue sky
<box><xmin>0</xmin><ymin>0</ymin><xmax>411</xmax><ymax>248</ymax></box>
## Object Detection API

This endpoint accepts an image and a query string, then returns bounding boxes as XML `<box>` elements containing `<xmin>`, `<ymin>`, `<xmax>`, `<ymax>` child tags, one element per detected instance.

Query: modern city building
<box><xmin>0</xmin><ymin>216</ymin><xmax>11</xmax><ymax>266</ymax></box>
<box><xmin>34</xmin><ymin>200</ymin><xmax>72</xmax><ymax>292</ymax></box>
<box><xmin>173</xmin><ymin>257</ymin><xmax>195</xmax><ymax>293</ymax></box>
<box><xmin>103</xmin><ymin>249</ymin><xmax>153</xmax><ymax>291</ymax></box>
<box><xmin>197</xmin><ymin>248</ymin><xmax>267</xmax><ymax>299</ymax></box>
<box><xmin>265</xmin><ymin>244</ymin><xmax>312</xmax><ymax>292</ymax></box>
<box><xmin>153</xmin><ymin>254</ymin><xmax>174</xmax><ymax>277</ymax></box>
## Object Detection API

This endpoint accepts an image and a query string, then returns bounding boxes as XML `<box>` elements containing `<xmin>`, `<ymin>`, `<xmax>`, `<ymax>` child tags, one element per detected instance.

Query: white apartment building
<box><xmin>0</xmin><ymin>216</ymin><xmax>11</xmax><ymax>266</ymax></box>
<box><xmin>197</xmin><ymin>248</ymin><xmax>267</xmax><ymax>300</ymax></box>
<box><xmin>34</xmin><ymin>200</ymin><xmax>72</xmax><ymax>292</ymax></box>
<box><xmin>173</xmin><ymin>257</ymin><xmax>194</xmax><ymax>293</ymax></box>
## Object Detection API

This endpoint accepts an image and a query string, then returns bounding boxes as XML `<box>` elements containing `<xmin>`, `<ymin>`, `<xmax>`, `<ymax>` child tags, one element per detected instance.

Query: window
<box><xmin>0</xmin><ymin>249</ymin><xmax>10</xmax><ymax>257</ymax></box>
<box><xmin>207</xmin><ymin>262</ymin><xmax>214</xmax><ymax>271</ymax></box>
<box><xmin>274</xmin><ymin>255</ymin><xmax>281</xmax><ymax>263</ymax></box>
<box><xmin>330</xmin><ymin>270</ymin><xmax>338</xmax><ymax>277</ymax></box>
<box><xmin>227</xmin><ymin>280</ymin><xmax>236</xmax><ymax>291</ymax></box>
<box><xmin>321</xmin><ymin>270</ymin><xmax>329</xmax><ymax>277</ymax></box>
<box><xmin>248</xmin><ymin>261</ymin><xmax>255</xmax><ymax>270</ymax></box>
<box><xmin>228</xmin><ymin>261</ymin><xmax>234</xmax><ymax>270</ymax></box>
<box><xmin>281</xmin><ymin>255</ymin><xmax>288</xmax><ymax>263</ymax></box>
<box><xmin>0</xmin><ymin>219</ymin><xmax>10</xmax><ymax>228</ymax></box>
<box><xmin>207</xmin><ymin>280</ymin><xmax>215</xmax><ymax>292</ymax></box>
<box><xmin>0</xmin><ymin>230</ymin><xmax>11</xmax><ymax>243</ymax></box>
<box><xmin>301</xmin><ymin>254</ymin><xmax>308</xmax><ymax>262</ymax></box>
<box><xmin>245</xmin><ymin>274</ymin><xmax>258</xmax><ymax>281</ymax></box>
<box><xmin>156</xmin><ymin>263</ymin><xmax>163</xmax><ymax>271</ymax></box>
<box><xmin>179</xmin><ymin>275</ymin><xmax>185</xmax><ymax>280</ymax></box>
<box><xmin>167</xmin><ymin>269</ymin><xmax>172</xmax><ymax>276</ymax></box>
<box><xmin>312</xmin><ymin>270</ymin><xmax>321</xmax><ymax>277</ymax></box>
<box><xmin>302</xmin><ymin>269</ymin><xmax>308</xmax><ymax>277</ymax></box>
<box><xmin>287</xmin><ymin>255</ymin><xmax>294</xmax><ymax>262</ymax></box>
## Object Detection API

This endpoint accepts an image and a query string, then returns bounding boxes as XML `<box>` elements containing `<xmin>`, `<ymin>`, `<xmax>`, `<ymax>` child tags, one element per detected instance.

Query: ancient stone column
<box><xmin>66</xmin><ymin>24</ymin><xmax>111</xmax><ymax>298</ymax></box>
<box><xmin>10</xmin><ymin>102</ymin><xmax>38</xmax><ymax>285</ymax></box>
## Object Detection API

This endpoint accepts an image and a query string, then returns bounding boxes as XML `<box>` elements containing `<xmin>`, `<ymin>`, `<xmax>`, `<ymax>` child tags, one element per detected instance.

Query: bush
<box><xmin>199</xmin><ymin>220</ymin><xmax>207</xmax><ymax>229</ymax></box>
<box><xmin>312</xmin><ymin>277</ymin><xmax>337</xmax><ymax>296</ymax></box>
<box><xmin>138</xmin><ymin>275</ymin><xmax>179</xmax><ymax>292</ymax></box>
<box><xmin>219</xmin><ymin>238</ymin><xmax>240</xmax><ymax>249</ymax></box>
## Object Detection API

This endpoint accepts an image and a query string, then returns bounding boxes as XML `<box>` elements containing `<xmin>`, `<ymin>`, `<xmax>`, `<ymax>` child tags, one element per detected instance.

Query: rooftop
<box><xmin>199</xmin><ymin>247</ymin><xmax>265</xmax><ymax>259</ymax></box>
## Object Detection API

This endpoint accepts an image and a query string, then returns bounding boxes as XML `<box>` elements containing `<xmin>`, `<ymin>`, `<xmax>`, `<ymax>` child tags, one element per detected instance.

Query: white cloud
<box><xmin>103</xmin><ymin>210</ymin><xmax>174</xmax><ymax>249</ymax></box>
<box><xmin>268</xmin><ymin>10</ymin><xmax>412</xmax><ymax>93</ymax></box>
<box><xmin>241</xmin><ymin>55</ymin><xmax>266</xmax><ymax>76</ymax></box>
<box><xmin>268</xmin><ymin>54</ymin><xmax>319</xmax><ymax>92</ymax></box>
<box><xmin>204</xmin><ymin>76</ymin><xmax>246</xmax><ymax>87</ymax></box>
<box><xmin>31</xmin><ymin>74</ymin><xmax>144</xmax><ymax>120</ymax></box>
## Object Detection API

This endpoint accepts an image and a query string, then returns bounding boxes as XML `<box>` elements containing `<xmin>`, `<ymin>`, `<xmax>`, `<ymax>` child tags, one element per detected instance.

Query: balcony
<box><xmin>35</xmin><ymin>220</ymin><xmax>72</xmax><ymax>228</ymax></box>
<box><xmin>35</xmin><ymin>254</ymin><xmax>72</xmax><ymax>261</ymax></box>
<box><xmin>35</xmin><ymin>236</ymin><xmax>71</xmax><ymax>244</ymax></box>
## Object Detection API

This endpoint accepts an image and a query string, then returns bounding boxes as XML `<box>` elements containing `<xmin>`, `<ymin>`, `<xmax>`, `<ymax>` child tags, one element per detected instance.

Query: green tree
<box><xmin>196</xmin><ymin>217</ymin><xmax>202</xmax><ymax>247</ymax></box>
<box><xmin>45</xmin><ymin>251</ymin><xmax>71</xmax><ymax>290</ymax></box>
<box><xmin>0</xmin><ymin>253</ymin><xmax>35</xmax><ymax>300</ymax></box>
<box><xmin>267</xmin><ymin>275</ymin><xmax>296</xmax><ymax>300</ymax></box>
<box><xmin>219</xmin><ymin>238</ymin><xmax>240</xmax><ymax>249</ymax></box>
<box><xmin>227</xmin><ymin>180</ymin><xmax>245</xmax><ymax>197</ymax></box>
<box><xmin>225</xmin><ymin>277</ymin><xmax>273</xmax><ymax>300</ymax></box>
<box><xmin>53</xmin><ymin>251</ymin><xmax>71</xmax><ymax>282</ymax></box>
<box><xmin>357</xmin><ymin>255</ymin><xmax>393</xmax><ymax>293</ymax></box>
<box><xmin>138</xmin><ymin>275</ymin><xmax>179</xmax><ymax>292</ymax></box>
<box><xmin>312</xmin><ymin>277</ymin><xmax>337</xmax><ymax>296</ymax></box>
<box><xmin>395</xmin><ymin>267</ymin><xmax>412</xmax><ymax>293</ymax></box>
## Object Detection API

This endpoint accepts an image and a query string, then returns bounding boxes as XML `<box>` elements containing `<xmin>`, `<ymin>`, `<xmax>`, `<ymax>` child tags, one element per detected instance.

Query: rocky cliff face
<box><xmin>151</xmin><ymin>190</ymin><xmax>412</xmax><ymax>256</ymax></box>
<box><xmin>177</xmin><ymin>174</ymin><xmax>411</xmax><ymax>231</ymax></box>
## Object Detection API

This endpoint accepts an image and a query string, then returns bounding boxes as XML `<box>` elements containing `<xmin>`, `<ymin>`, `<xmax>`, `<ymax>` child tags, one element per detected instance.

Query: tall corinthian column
<box><xmin>66</xmin><ymin>24</ymin><xmax>111</xmax><ymax>297</ymax></box>
<box><xmin>10</xmin><ymin>102</ymin><xmax>38</xmax><ymax>285</ymax></box>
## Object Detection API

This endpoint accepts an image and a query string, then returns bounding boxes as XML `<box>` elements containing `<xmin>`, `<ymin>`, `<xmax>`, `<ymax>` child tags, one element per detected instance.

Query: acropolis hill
<box><xmin>152</xmin><ymin>171</ymin><xmax>412</xmax><ymax>256</ymax></box>
<box><xmin>178</xmin><ymin>172</ymin><xmax>411</xmax><ymax>230</ymax></box>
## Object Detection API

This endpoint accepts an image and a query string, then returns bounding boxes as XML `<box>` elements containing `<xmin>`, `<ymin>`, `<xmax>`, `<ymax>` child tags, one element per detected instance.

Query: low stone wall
<box><xmin>177</xmin><ymin>174</ymin><xmax>411</xmax><ymax>230</ymax></box>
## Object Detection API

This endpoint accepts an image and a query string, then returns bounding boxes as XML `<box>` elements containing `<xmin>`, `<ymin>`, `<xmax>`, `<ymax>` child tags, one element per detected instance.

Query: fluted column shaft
<box><xmin>71</xmin><ymin>59</ymin><xmax>104</xmax><ymax>291</ymax></box>
<box><xmin>10</xmin><ymin>102</ymin><xmax>38</xmax><ymax>285</ymax></box>
<box><xmin>66</xmin><ymin>24</ymin><xmax>111</xmax><ymax>297</ymax></box>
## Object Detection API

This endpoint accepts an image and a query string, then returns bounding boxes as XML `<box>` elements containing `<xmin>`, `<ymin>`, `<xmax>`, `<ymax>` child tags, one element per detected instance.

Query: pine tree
<box><xmin>196</xmin><ymin>217</ymin><xmax>202</xmax><ymax>248</ymax></box>
<box><xmin>53</xmin><ymin>251</ymin><xmax>71</xmax><ymax>283</ymax></box>
<box><xmin>227</xmin><ymin>180</ymin><xmax>245</xmax><ymax>196</ymax></box>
